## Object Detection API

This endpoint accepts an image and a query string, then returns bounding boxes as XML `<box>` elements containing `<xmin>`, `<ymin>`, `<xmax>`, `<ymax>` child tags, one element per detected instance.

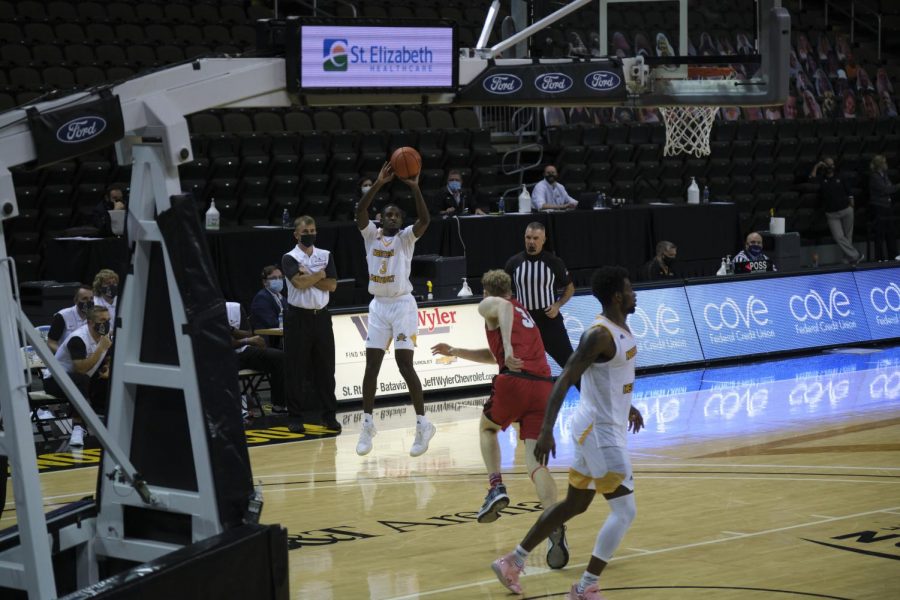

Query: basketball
<box><xmin>390</xmin><ymin>146</ymin><xmax>421</xmax><ymax>179</ymax></box>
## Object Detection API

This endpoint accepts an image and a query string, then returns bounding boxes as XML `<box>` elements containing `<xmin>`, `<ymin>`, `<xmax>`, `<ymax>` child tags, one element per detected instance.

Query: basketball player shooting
<box><xmin>430</xmin><ymin>269</ymin><xmax>569</xmax><ymax>570</ymax></box>
<box><xmin>354</xmin><ymin>160</ymin><xmax>435</xmax><ymax>457</ymax></box>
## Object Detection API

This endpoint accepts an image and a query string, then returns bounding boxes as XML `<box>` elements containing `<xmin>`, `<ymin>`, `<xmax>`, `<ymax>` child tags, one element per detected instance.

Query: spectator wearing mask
<box><xmin>868</xmin><ymin>154</ymin><xmax>900</xmax><ymax>261</ymax></box>
<box><xmin>43</xmin><ymin>306</ymin><xmax>113</xmax><ymax>447</ymax></box>
<box><xmin>47</xmin><ymin>285</ymin><xmax>94</xmax><ymax>353</ymax></box>
<box><xmin>92</xmin><ymin>269</ymin><xmax>119</xmax><ymax>325</ymax></box>
<box><xmin>91</xmin><ymin>186</ymin><xmax>125</xmax><ymax>236</ymax></box>
<box><xmin>732</xmin><ymin>232</ymin><xmax>777</xmax><ymax>273</ymax></box>
<box><xmin>810</xmin><ymin>158</ymin><xmax>862</xmax><ymax>265</ymax></box>
<box><xmin>639</xmin><ymin>241</ymin><xmax>678</xmax><ymax>281</ymax></box>
<box><xmin>359</xmin><ymin>176</ymin><xmax>384</xmax><ymax>222</ymax></box>
<box><xmin>532</xmin><ymin>165</ymin><xmax>578</xmax><ymax>211</ymax></box>
<box><xmin>435</xmin><ymin>170</ymin><xmax>485</xmax><ymax>216</ymax></box>
<box><xmin>250</xmin><ymin>264</ymin><xmax>286</xmax><ymax>350</ymax></box>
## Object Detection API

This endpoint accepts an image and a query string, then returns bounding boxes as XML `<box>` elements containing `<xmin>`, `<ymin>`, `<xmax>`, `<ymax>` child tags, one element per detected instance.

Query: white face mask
<box><xmin>361</xmin><ymin>186</ymin><xmax>372</xmax><ymax>195</ymax></box>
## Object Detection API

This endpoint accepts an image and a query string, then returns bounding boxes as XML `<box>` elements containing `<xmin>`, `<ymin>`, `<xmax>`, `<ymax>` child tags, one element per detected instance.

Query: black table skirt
<box><xmin>41</xmin><ymin>203</ymin><xmax>739</xmax><ymax>309</ymax></box>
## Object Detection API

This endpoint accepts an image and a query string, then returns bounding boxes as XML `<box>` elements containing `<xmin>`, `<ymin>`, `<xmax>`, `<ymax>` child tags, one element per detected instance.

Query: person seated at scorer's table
<box><xmin>42</xmin><ymin>306</ymin><xmax>114</xmax><ymax>448</ymax></box>
<box><xmin>731</xmin><ymin>232</ymin><xmax>777</xmax><ymax>274</ymax></box>
<box><xmin>226</xmin><ymin>301</ymin><xmax>288</xmax><ymax>417</ymax></box>
<box><xmin>47</xmin><ymin>285</ymin><xmax>94</xmax><ymax>353</ymax></box>
<box><xmin>434</xmin><ymin>169</ymin><xmax>486</xmax><ymax>216</ymax></box>
<box><xmin>532</xmin><ymin>165</ymin><xmax>579</xmax><ymax>211</ymax></box>
<box><xmin>250</xmin><ymin>264</ymin><xmax>286</xmax><ymax>349</ymax></box>
<box><xmin>91</xmin><ymin>185</ymin><xmax>126</xmax><ymax>237</ymax></box>
<box><xmin>638</xmin><ymin>241</ymin><xmax>678</xmax><ymax>281</ymax></box>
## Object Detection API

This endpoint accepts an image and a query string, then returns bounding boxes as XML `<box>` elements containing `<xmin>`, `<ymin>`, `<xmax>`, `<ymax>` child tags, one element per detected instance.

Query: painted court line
<box><xmin>385</xmin><ymin>505</ymin><xmax>900</xmax><ymax>600</ymax></box>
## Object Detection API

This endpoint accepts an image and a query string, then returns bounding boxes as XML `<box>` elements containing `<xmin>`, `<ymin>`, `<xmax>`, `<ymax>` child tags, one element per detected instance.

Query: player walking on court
<box><xmin>491</xmin><ymin>266</ymin><xmax>645</xmax><ymax>600</ymax></box>
<box><xmin>430</xmin><ymin>269</ymin><xmax>569</xmax><ymax>569</ymax></box>
<box><xmin>355</xmin><ymin>162</ymin><xmax>435</xmax><ymax>457</ymax></box>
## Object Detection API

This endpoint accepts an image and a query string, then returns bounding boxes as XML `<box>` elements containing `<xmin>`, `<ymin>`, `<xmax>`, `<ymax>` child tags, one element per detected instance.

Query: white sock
<box><xmin>593</xmin><ymin>493</ymin><xmax>637</xmax><ymax>561</ymax></box>
<box><xmin>513</xmin><ymin>545</ymin><xmax>529</xmax><ymax>567</ymax></box>
<box><xmin>363</xmin><ymin>413</ymin><xmax>374</xmax><ymax>425</ymax></box>
<box><xmin>577</xmin><ymin>571</ymin><xmax>599</xmax><ymax>592</ymax></box>
<box><xmin>416</xmin><ymin>414</ymin><xmax>429</xmax><ymax>426</ymax></box>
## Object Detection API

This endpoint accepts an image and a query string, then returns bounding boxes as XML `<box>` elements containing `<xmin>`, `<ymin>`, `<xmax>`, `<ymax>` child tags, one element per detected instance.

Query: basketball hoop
<box><xmin>659</xmin><ymin>66</ymin><xmax>735</xmax><ymax>158</ymax></box>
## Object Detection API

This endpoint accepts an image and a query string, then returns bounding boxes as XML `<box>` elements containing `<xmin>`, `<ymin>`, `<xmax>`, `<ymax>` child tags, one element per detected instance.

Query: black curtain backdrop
<box><xmin>42</xmin><ymin>204</ymin><xmax>739</xmax><ymax>309</ymax></box>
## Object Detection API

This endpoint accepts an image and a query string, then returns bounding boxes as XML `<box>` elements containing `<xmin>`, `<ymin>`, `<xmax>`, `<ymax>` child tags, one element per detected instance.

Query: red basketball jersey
<box><xmin>486</xmin><ymin>298</ymin><xmax>551</xmax><ymax>377</ymax></box>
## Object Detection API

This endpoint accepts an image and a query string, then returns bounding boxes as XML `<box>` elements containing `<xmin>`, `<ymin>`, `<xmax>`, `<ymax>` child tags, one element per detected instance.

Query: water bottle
<box><xmin>205</xmin><ymin>199</ymin><xmax>220</xmax><ymax>230</ymax></box>
<box><xmin>244</xmin><ymin>483</ymin><xmax>264</xmax><ymax>524</ymax></box>
<box><xmin>594</xmin><ymin>192</ymin><xmax>606</xmax><ymax>210</ymax></box>
<box><xmin>281</xmin><ymin>208</ymin><xmax>291</xmax><ymax>228</ymax></box>
<box><xmin>498</xmin><ymin>197</ymin><xmax>505</xmax><ymax>215</ymax></box>
<box><xmin>426</xmin><ymin>280</ymin><xmax>434</xmax><ymax>301</ymax></box>
<box><xmin>517</xmin><ymin>185</ymin><xmax>532</xmax><ymax>213</ymax></box>
<box><xmin>703</xmin><ymin>185</ymin><xmax>710</xmax><ymax>204</ymax></box>
<box><xmin>278</xmin><ymin>309</ymin><xmax>283</xmax><ymax>330</ymax></box>
<box><xmin>687</xmin><ymin>177</ymin><xmax>700</xmax><ymax>204</ymax></box>
<box><xmin>726</xmin><ymin>255</ymin><xmax>734</xmax><ymax>275</ymax></box>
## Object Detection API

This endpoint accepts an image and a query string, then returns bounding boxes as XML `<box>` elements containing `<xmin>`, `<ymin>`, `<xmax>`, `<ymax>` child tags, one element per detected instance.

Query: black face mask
<box><xmin>93</xmin><ymin>321</ymin><xmax>110</xmax><ymax>336</ymax></box>
<box><xmin>101</xmin><ymin>284</ymin><xmax>117</xmax><ymax>298</ymax></box>
<box><xmin>77</xmin><ymin>300</ymin><xmax>93</xmax><ymax>314</ymax></box>
<box><xmin>299</xmin><ymin>233</ymin><xmax>316</xmax><ymax>247</ymax></box>
<box><xmin>662</xmin><ymin>255</ymin><xmax>676</xmax><ymax>268</ymax></box>
<box><xmin>545</xmin><ymin>174</ymin><xmax>556</xmax><ymax>183</ymax></box>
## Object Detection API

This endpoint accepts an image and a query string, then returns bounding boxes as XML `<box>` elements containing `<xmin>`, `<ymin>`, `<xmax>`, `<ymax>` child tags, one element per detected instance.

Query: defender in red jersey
<box><xmin>431</xmin><ymin>269</ymin><xmax>569</xmax><ymax>569</ymax></box>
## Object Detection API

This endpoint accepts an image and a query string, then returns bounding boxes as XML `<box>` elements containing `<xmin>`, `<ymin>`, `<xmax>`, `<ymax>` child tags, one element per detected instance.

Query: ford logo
<box><xmin>534</xmin><ymin>72</ymin><xmax>574</xmax><ymax>94</ymax></box>
<box><xmin>56</xmin><ymin>116</ymin><xmax>107</xmax><ymax>144</ymax></box>
<box><xmin>584</xmin><ymin>70</ymin><xmax>622</xmax><ymax>91</ymax></box>
<box><xmin>483</xmin><ymin>74</ymin><xmax>523</xmax><ymax>95</ymax></box>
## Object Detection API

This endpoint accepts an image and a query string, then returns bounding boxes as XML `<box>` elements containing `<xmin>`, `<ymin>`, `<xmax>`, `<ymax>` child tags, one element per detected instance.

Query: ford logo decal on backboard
<box><xmin>56</xmin><ymin>116</ymin><xmax>107</xmax><ymax>144</ymax></box>
<box><xmin>534</xmin><ymin>72</ymin><xmax>574</xmax><ymax>94</ymax></box>
<box><xmin>584</xmin><ymin>70</ymin><xmax>622</xmax><ymax>91</ymax></box>
<box><xmin>483</xmin><ymin>74</ymin><xmax>523</xmax><ymax>94</ymax></box>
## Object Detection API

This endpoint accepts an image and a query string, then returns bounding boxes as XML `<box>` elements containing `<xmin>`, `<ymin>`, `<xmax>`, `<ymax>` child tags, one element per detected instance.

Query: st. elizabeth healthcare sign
<box><xmin>299</xmin><ymin>25</ymin><xmax>455</xmax><ymax>90</ymax></box>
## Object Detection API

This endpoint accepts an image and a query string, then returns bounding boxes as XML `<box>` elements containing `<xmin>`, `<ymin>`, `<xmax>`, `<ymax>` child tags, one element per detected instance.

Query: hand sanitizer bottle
<box><xmin>457</xmin><ymin>277</ymin><xmax>473</xmax><ymax>297</ymax></box>
<box><xmin>517</xmin><ymin>185</ymin><xmax>532</xmax><ymax>213</ymax></box>
<box><xmin>687</xmin><ymin>177</ymin><xmax>700</xmax><ymax>204</ymax></box>
<box><xmin>716</xmin><ymin>257</ymin><xmax>727</xmax><ymax>276</ymax></box>
<box><xmin>205</xmin><ymin>199</ymin><xmax>220</xmax><ymax>230</ymax></box>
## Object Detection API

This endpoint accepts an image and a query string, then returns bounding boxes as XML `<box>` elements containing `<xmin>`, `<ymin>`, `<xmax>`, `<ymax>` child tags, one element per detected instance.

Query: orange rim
<box><xmin>687</xmin><ymin>66</ymin><xmax>735</xmax><ymax>79</ymax></box>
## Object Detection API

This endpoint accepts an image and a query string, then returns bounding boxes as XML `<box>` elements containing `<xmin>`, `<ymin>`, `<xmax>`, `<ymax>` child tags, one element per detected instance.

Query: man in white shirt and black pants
<box><xmin>43</xmin><ymin>306</ymin><xmax>113</xmax><ymax>447</ymax></box>
<box><xmin>282</xmin><ymin>215</ymin><xmax>341</xmax><ymax>432</ymax></box>
<box><xmin>505</xmin><ymin>222</ymin><xmax>576</xmax><ymax>377</ymax></box>
<box><xmin>354</xmin><ymin>162</ymin><xmax>436</xmax><ymax>457</ymax></box>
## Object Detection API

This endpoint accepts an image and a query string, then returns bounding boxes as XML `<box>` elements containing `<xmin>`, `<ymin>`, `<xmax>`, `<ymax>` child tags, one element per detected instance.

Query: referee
<box><xmin>282</xmin><ymin>215</ymin><xmax>341</xmax><ymax>433</ymax></box>
<box><xmin>504</xmin><ymin>222</ymin><xmax>575</xmax><ymax>373</ymax></box>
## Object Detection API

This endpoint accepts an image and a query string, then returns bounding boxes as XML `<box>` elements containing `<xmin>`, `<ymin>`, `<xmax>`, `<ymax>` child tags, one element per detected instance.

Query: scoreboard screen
<box><xmin>290</xmin><ymin>21</ymin><xmax>457</xmax><ymax>93</ymax></box>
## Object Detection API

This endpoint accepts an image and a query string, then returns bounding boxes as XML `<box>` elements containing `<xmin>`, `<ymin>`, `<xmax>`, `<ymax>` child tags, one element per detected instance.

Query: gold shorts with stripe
<box><xmin>569</xmin><ymin>423</ymin><xmax>634</xmax><ymax>494</ymax></box>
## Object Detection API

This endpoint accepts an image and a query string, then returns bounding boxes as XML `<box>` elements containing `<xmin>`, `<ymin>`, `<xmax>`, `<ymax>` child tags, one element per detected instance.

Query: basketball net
<box><xmin>659</xmin><ymin>66</ymin><xmax>736</xmax><ymax>158</ymax></box>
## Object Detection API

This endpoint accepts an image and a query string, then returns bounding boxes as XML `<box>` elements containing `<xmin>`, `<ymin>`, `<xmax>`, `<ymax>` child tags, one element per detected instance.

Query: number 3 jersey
<box><xmin>485</xmin><ymin>297</ymin><xmax>551</xmax><ymax>378</ymax></box>
<box><xmin>574</xmin><ymin>315</ymin><xmax>637</xmax><ymax>448</ymax></box>
<box><xmin>361</xmin><ymin>222</ymin><xmax>418</xmax><ymax>298</ymax></box>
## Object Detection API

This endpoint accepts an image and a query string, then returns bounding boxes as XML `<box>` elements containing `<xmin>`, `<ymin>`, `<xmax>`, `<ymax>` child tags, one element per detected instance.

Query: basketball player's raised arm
<box><xmin>534</xmin><ymin>326</ymin><xmax>615</xmax><ymax>465</ymax></box>
<box><xmin>403</xmin><ymin>173</ymin><xmax>430</xmax><ymax>238</ymax></box>
<box><xmin>357</xmin><ymin>162</ymin><xmax>393</xmax><ymax>230</ymax></box>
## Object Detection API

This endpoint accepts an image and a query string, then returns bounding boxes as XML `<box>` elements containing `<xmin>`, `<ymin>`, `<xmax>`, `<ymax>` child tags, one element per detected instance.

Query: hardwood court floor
<box><xmin>7</xmin><ymin>347</ymin><xmax>900</xmax><ymax>599</ymax></box>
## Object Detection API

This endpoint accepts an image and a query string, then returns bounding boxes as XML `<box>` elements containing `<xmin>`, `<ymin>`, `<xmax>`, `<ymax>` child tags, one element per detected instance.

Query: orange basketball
<box><xmin>390</xmin><ymin>146</ymin><xmax>422</xmax><ymax>179</ymax></box>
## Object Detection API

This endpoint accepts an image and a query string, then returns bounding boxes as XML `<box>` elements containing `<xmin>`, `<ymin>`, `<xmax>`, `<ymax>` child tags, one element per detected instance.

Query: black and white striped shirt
<box><xmin>504</xmin><ymin>251</ymin><xmax>572</xmax><ymax>311</ymax></box>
